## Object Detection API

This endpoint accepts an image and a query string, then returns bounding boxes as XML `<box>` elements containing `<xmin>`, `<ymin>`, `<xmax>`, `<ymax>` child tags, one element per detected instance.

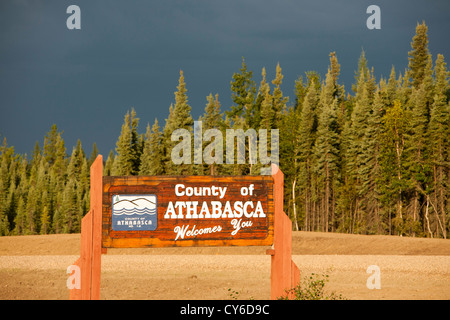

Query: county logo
<box><xmin>111</xmin><ymin>194</ymin><xmax>157</xmax><ymax>231</ymax></box>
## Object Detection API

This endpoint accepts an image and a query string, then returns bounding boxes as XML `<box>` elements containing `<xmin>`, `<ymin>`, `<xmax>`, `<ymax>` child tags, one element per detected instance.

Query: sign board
<box><xmin>102</xmin><ymin>176</ymin><xmax>274</xmax><ymax>248</ymax></box>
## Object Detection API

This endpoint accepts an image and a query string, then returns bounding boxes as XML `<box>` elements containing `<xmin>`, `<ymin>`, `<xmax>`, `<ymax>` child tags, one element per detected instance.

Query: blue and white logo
<box><xmin>111</xmin><ymin>194</ymin><xmax>157</xmax><ymax>231</ymax></box>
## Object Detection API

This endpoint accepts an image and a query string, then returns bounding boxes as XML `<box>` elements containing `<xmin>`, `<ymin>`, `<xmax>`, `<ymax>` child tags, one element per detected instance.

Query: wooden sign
<box><xmin>102</xmin><ymin>175</ymin><xmax>274</xmax><ymax>248</ymax></box>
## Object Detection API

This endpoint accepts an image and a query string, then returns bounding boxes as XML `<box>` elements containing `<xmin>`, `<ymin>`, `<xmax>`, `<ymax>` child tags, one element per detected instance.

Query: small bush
<box><xmin>279</xmin><ymin>273</ymin><xmax>345</xmax><ymax>300</ymax></box>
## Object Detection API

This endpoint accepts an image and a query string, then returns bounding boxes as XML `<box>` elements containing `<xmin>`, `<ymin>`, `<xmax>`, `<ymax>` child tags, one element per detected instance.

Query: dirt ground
<box><xmin>0</xmin><ymin>231</ymin><xmax>449</xmax><ymax>300</ymax></box>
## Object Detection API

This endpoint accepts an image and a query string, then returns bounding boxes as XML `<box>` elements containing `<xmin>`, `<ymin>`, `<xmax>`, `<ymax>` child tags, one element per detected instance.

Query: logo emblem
<box><xmin>111</xmin><ymin>194</ymin><xmax>157</xmax><ymax>231</ymax></box>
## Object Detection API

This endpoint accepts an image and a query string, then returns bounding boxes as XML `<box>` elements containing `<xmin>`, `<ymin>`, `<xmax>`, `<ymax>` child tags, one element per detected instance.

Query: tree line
<box><xmin>0</xmin><ymin>22</ymin><xmax>448</xmax><ymax>237</ymax></box>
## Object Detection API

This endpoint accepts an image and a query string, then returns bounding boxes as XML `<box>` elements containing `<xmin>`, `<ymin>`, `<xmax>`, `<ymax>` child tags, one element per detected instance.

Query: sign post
<box><xmin>266</xmin><ymin>164</ymin><xmax>300</xmax><ymax>299</ymax></box>
<box><xmin>70</xmin><ymin>156</ymin><xmax>299</xmax><ymax>300</ymax></box>
<box><xmin>69</xmin><ymin>155</ymin><xmax>103</xmax><ymax>300</ymax></box>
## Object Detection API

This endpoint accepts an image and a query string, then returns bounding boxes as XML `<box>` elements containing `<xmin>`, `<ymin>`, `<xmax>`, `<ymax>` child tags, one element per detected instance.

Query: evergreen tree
<box><xmin>408</xmin><ymin>22</ymin><xmax>430</xmax><ymax>89</ymax></box>
<box><xmin>427</xmin><ymin>54</ymin><xmax>449</xmax><ymax>238</ymax></box>
<box><xmin>163</xmin><ymin>70</ymin><xmax>194</xmax><ymax>175</ymax></box>
<box><xmin>67</xmin><ymin>140</ymin><xmax>85</xmax><ymax>179</ymax></box>
<box><xmin>203</xmin><ymin>93</ymin><xmax>222</xmax><ymax>130</ymax></box>
<box><xmin>293</xmin><ymin>76</ymin><xmax>306</xmax><ymax>112</ymax></box>
<box><xmin>346</xmin><ymin>67</ymin><xmax>377</xmax><ymax>233</ymax></box>
<box><xmin>380</xmin><ymin>100</ymin><xmax>409</xmax><ymax>235</ymax></box>
<box><xmin>352</xmin><ymin>49</ymin><xmax>369</xmax><ymax>93</ymax></box>
<box><xmin>130</xmin><ymin>108</ymin><xmax>142</xmax><ymax>174</ymax></box>
<box><xmin>140</xmin><ymin>119</ymin><xmax>165</xmax><ymax>175</ymax></box>
<box><xmin>271</xmin><ymin>63</ymin><xmax>289</xmax><ymax>127</ymax></box>
<box><xmin>201</xmin><ymin>93</ymin><xmax>223</xmax><ymax>175</ymax></box>
<box><xmin>260</xmin><ymin>83</ymin><xmax>274</xmax><ymax>130</ymax></box>
<box><xmin>298</xmin><ymin>76</ymin><xmax>320</xmax><ymax>231</ymax></box>
<box><xmin>314</xmin><ymin>96</ymin><xmax>340</xmax><ymax>232</ymax></box>
<box><xmin>13</xmin><ymin>195</ymin><xmax>26</xmax><ymax>235</ymax></box>
<box><xmin>0</xmin><ymin>139</ymin><xmax>12</xmax><ymax>235</ymax></box>
<box><xmin>89</xmin><ymin>143</ymin><xmax>99</xmax><ymax>166</ymax></box>
<box><xmin>40</xmin><ymin>205</ymin><xmax>50</xmax><ymax>235</ymax></box>
<box><xmin>227</xmin><ymin>57</ymin><xmax>256</xmax><ymax>122</ymax></box>
<box><xmin>25</xmin><ymin>183</ymin><xmax>38</xmax><ymax>234</ymax></box>
<box><xmin>52</xmin><ymin>134</ymin><xmax>67</xmax><ymax>185</ymax></box>
<box><xmin>78</xmin><ymin>157</ymin><xmax>90</xmax><ymax>221</ymax></box>
<box><xmin>43</xmin><ymin>124</ymin><xmax>60</xmax><ymax>166</ymax></box>
<box><xmin>404</xmin><ymin>23</ymin><xmax>434</xmax><ymax>235</ymax></box>
<box><xmin>114</xmin><ymin>110</ymin><xmax>134</xmax><ymax>176</ymax></box>
<box><xmin>313</xmin><ymin>54</ymin><xmax>344</xmax><ymax>232</ymax></box>
<box><xmin>253</xmin><ymin>67</ymin><xmax>270</xmax><ymax>129</ymax></box>
<box><xmin>359</xmin><ymin>86</ymin><xmax>383</xmax><ymax>233</ymax></box>
<box><xmin>279</xmin><ymin>104</ymin><xmax>301</xmax><ymax>230</ymax></box>
<box><xmin>104</xmin><ymin>150</ymin><xmax>115</xmax><ymax>176</ymax></box>
<box><xmin>386</xmin><ymin>66</ymin><xmax>399</xmax><ymax>107</ymax></box>
<box><xmin>61</xmin><ymin>177</ymin><xmax>78</xmax><ymax>233</ymax></box>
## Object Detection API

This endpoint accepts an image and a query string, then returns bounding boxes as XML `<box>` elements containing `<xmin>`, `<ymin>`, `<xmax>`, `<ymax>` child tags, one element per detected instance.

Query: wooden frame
<box><xmin>70</xmin><ymin>157</ymin><xmax>299</xmax><ymax>300</ymax></box>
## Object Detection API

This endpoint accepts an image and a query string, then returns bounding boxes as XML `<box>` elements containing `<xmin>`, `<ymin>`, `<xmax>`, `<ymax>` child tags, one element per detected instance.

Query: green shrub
<box><xmin>279</xmin><ymin>273</ymin><xmax>345</xmax><ymax>300</ymax></box>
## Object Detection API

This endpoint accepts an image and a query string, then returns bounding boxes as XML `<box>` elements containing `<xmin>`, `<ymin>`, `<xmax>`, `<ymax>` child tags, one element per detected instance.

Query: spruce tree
<box><xmin>114</xmin><ymin>110</ymin><xmax>134</xmax><ymax>176</ymax></box>
<box><xmin>13</xmin><ymin>195</ymin><xmax>26</xmax><ymax>235</ymax></box>
<box><xmin>203</xmin><ymin>93</ymin><xmax>222</xmax><ymax>130</ymax></box>
<box><xmin>386</xmin><ymin>66</ymin><xmax>398</xmax><ymax>107</ymax></box>
<box><xmin>346</xmin><ymin>68</ymin><xmax>377</xmax><ymax>233</ymax></box>
<box><xmin>52</xmin><ymin>134</ymin><xmax>67</xmax><ymax>185</ymax></box>
<box><xmin>43</xmin><ymin>124</ymin><xmax>59</xmax><ymax>166</ymax></box>
<box><xmin>78</xmin><ymin>157</ymin><xmax>90</xmax><ymax>221</ymax></box>
<box><xmin>61</xmin><ymin>177</ymin><xmax>78</xmax><ymax>233</ymax></box>
<box><xmin>408</xmin><ymin>22</ymin><xmax>430</xmax><ymax>89</ymax></box>
<box><xmin>352</xmin><ymin>49</ymin><xmax>369</xmax><ymax>93</ymax></box>
<box><xmin>298</xmin><ymin>77</ymin><xmax>319</xmax><ymax>231</ymax></box>
<box><xmin>293</xmin><ymin>76</ymin><xmax>306</xmax><ymax>112</ymax></box>
<box><xmin>380</xmin><ymin>100</ymin><xmax>409</xmax><ymax>235</ymax></box>
<box><xmin>253</xmin><ymin>67</ymin><xmax>270</xmax><ymax>130</ymax></box>
<box><xmin>313</xmin><ymin>55</ymin><xmax>344</xmax><ymax>232</ymax></box>
<box><xmin>359</xmin><ymin>86</ymin><xmax>383</xmax><ymax>233</ymax></box>
<box><xmin>104</xmin><ymin>150</ymin><xmax>115</xmax><ymax>176</ymax></box>
<box><xmin>67</xmin><ymin>140</ymin><xmax>85</xmax><ymax>179</ymax></box>
<box><xmin>163</xmin><ymin>70</ymin><xmax>194</xmax><ymax>175</ymax></box>
<box><xmin>279</xmin><ymin>104</ymin><xmax>301</xmax><ymax>230</ymax></box>
<box><xmin>130</xmin><ymin>108</ymin><xmax>142</xmax><ymax>174</ymax></box>
<box><xmin>201</xmin><ymin>93</ymin><xmax>223</xmax><ymax>175</ymax></box>
<box><xmin>227</xmin><ymin>57</ymin><xmax>256</xmax><ymax>122</ymax></box>
<box><xmin>260</xmin><ymin>84</ymin><xmax>273</xmax><ymax>130</ymax></box>
<box><xmin>89</xmin><ymin>143</ymin><xmax>99</xmax><ymax>166</ymax></box>
<box><xmin>25</xmin><ymin>184</ymin><xmax>38</xmax><ymax>234</ymax></box>
<box><xmin>140</xmin><ymin>119</ymin><xmax>164</xmax><ymax>175</ymax></box>
<box><xmin>314</xmin><ymin>96</ymin><xmax>340</xmax><ymax>232</ymax></box>
<box><xmin>428</xmin><ymin>54</ymin><xmax>449</xmax><ymax>238</ymax></box>
<box><xmin>271</xmin><ymin>63</ymin><xmax>289</xmax><ymax>127</ymax></box>
<box><xmin>40</xmin><ymin>205</ymin><xmax>50</xmax><ymax>235</ymax></box>
<box><xmin>0</xmin><ymin>140</ymin><xmax>11</xmax><ymax>235</ymax></box>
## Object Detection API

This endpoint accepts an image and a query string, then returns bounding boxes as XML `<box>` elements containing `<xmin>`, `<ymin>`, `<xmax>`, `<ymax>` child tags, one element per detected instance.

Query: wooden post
<box><xmin>69</xmin><ymin>258</ymin><xmax>81</xmax><ymax>300</ymax></box>
<box><xmin>90</xmin><ymin>155</ymin><xmax>103</xmax><ymax>300</ymax></box>
<box><xmin>81</xmin><ymin>210</ymin><xmax>93</xmax><ymax>300</ymax></box>
<box><xmin>70</xmin><ymin>155</ymin><xmax>103</xmax><ymax>300</ymax></box>
<box><xmin>267</xmin><ymin>164</ymin><xmax>300</xmax><ymax>299</ymax></box>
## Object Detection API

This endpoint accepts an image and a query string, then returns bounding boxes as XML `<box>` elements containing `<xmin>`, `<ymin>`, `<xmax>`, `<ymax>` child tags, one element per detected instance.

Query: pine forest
<box><xmin>0</xmin><ymin>22</ymin><xmax>448</xmax><ymax>238</ymax></box>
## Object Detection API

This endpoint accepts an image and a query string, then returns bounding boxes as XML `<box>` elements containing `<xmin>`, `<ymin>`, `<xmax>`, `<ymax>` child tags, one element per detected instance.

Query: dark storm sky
<box><xmin>1</xmin><ymin>0</ymin><xmax>449</xmax><ymax>156</ymax></box>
